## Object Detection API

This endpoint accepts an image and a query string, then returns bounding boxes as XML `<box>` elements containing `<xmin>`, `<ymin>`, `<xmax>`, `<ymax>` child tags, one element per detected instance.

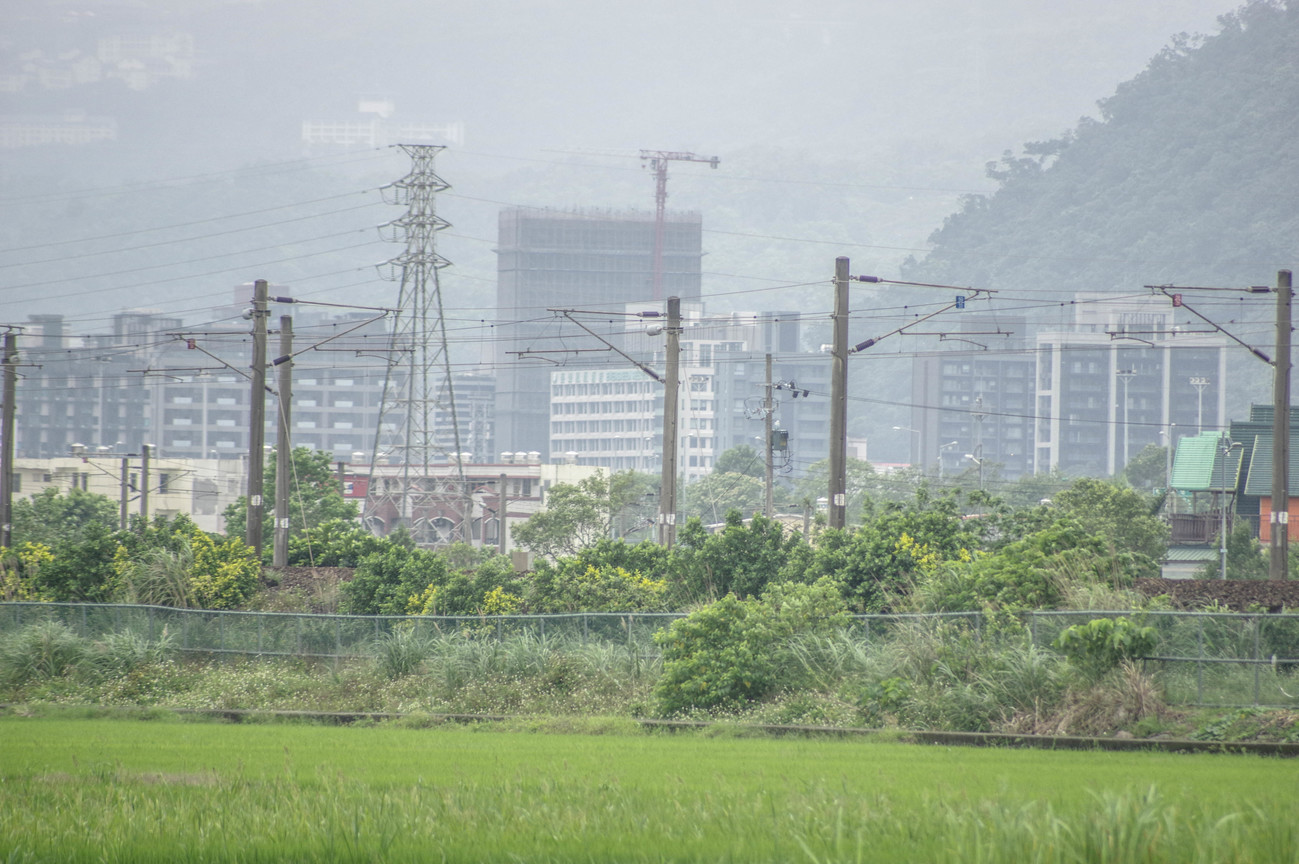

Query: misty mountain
<box><xmin>904</xmin><ymin>0</ymin><xmax>1299</xmax><ymax>301</ymax></box>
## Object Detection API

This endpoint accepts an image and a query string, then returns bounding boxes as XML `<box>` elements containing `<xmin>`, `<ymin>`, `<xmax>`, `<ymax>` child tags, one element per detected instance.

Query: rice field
<box><xmin>1</xmin><ymin>715</ymin><xmax>1297</xmax><ymax>863</ymax></box>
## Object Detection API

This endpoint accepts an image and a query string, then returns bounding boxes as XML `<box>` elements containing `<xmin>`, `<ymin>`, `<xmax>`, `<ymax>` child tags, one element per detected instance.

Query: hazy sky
<box><xmin>0</xmin><ymin>0</ymin><xmax>1241</xmax><ymax>324</ymax></box>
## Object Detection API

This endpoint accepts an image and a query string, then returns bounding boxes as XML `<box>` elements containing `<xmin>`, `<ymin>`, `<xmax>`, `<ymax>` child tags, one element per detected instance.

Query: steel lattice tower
<box><xmin>365</xmin><ymin>144</ymin><xmax>467</xmax><ymax>544</ymax></box>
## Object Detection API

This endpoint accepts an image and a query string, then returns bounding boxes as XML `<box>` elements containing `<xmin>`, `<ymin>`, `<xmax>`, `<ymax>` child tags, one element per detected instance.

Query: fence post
<box><xmin>539</xmin><ymin>616</ymin><xmax>545</xmax><ymax>641</ymax></box>
<box><xmin>1197</xmin><ymin>617</ymin><xmax>1205</xmax><ymax>706</ymax></box>
<box><xmin>147</xmin><ymin>606</ymin><xmax>154</xmax><ymax>642</ymax></box>
<box><xmin>81</xmin><ymin>605</ymin><xmax>87</xmax><ymax>637</ymax></box>
<box><xmin>257</xmin><ymin>615</ymin><xmax>264</xmax><ymax>656</ymax></box>
<box><xmin>1253</xmin><ymin>616</ymin><xmax>1262</xmax><ymax>706</ymax></box>
<box><xmin>583</xmin><ymin>612</ymin><xmax>588</xmax><ymax>644</ymax></box>
<box><xmin>219</xmin><ymin>613</ymin><xmax>225</xmax><ymax>654</ymax></box>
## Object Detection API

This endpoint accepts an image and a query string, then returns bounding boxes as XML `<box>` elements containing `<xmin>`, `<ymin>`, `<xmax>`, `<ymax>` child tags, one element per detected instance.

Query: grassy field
<box><xmin>1</xmin><ymin>715</ymin><xmax>1297</xmax><ymax>863</ymax></box>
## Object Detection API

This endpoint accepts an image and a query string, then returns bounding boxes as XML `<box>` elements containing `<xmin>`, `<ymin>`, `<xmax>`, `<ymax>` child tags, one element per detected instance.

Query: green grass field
<box><xmin>1</xmin><ymin>715</ymin><xmax>1297</xmax><ymax>863</ymax></box>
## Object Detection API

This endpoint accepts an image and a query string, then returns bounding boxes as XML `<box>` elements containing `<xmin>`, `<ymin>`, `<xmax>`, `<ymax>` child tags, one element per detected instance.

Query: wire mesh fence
<box><xmin>2</xmin><ymin>603</ymin><xmax>1296</xmax><ymax>708</ymax></box>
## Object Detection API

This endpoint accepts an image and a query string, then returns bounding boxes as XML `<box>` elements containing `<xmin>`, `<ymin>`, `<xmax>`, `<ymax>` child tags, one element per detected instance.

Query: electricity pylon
<box><xmin>365</xmin><ymin>144</ymin><xmax>467</xmax><ymax>544</ymax></box>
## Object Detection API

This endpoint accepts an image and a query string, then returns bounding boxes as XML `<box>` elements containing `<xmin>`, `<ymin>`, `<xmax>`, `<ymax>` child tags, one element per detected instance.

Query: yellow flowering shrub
<box><xmin>0</xmin><ymin>542</ymin><xmax>54</xmax><ymax>601</ymax></box>
<box><xmin>187</xmin><ymin>530</ymin><xmax>260</xmax><ymax>610</ymax></box>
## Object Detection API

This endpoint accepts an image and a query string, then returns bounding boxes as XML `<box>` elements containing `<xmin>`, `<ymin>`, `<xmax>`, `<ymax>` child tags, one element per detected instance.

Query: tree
<box><xmin>1122</xmin><ymin>444</ymin><xmax>1170</xmax><ymax>493</ymax></box>
<box><xmin>1051</xmin><ymin>478</ymin><xmax>1168</xmax><ymax>562</ymax></box>
<box><xmin>681</xmin><ymin>472</ymin><xmax>766</xmax><ymax>524</ymax></box>
<box><xmin>11</xmin><ymin>487</ymin><xmax>119</xmax><ymax>548</ymax></box>
<box><xmin>794</xmin><ymin>457</ymin><xmax>879</xmax><ymax>522</ymax></box>
<box><xmin>714</xmin><ymin>444</ymin><xmax>764</xmax><ymax>478</ymax></box>
<box><xmin>798</xmin><ymin>491</ymin><xmax>984</xmax><ymax>612</ymax></box>
<box><xmin>223</xmin><ymin>447</ymin><xmax>359</xmax><ymax>552</ymax></box>
<box><xmin>671</xmin><ymin>513</ymin><xmax>808</xmax><ymax>603</ymax></box>
<box><xmin>910</xmin><ymin>518</ymin><xmax>1156</xmax><ymax>612</ymax></box>
<box><xmin>511</xmin><ymin>470</ymin><xmax>654</xmax><ymax>559</ymax></box>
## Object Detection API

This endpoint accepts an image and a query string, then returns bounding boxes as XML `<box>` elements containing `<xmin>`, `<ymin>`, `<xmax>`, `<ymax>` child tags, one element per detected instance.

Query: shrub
<box><xmin>652</xmin><ymin>578</ymin><xmax>847</xmax><ymax>715</ymax></box>
<box><xmin>112</xmin><ymin>545</ymin><xmax>195</xmax><ymax>608</ymax></box>
<box><xmin>187</xmin><ymin>530</ymin><xmax>261</xmax><ymax>610</ymax></box>
<box><xmin>0</xmin><ymin>542</ymin><xmax>54</xmax><ymax>602</ymax></box>
<box><xmin>374</xmin><ymin>627</ymin><xmax>435</xmax><ymax>679</ymax></box>
<box><xmin>529</xmin><ymin>564</ymin><xmax>669</xmax><ymax>613</ymax></box>
<box><xmin>0</xmin><ymin>620</ymin><xmax>90</xmax><ymax>687</ymax></box>
<box><xmin>287</xmin><ymin>518</ymin><xmax>388</xmax><ymax>567</ymax></box>
<box><xmin>1053</xmin><ymin>616</ymin><xmax>1158</xmax><ymax>678</ymax></box>
<box><xmin>88</xmin><ymin>628</ymin><xmax>175</xmax><ymax>679</ymax></box>
<box><xmin>341</xmin><ymin>546</ymin><xmax>448</xmax><ymax>615</ymax></box>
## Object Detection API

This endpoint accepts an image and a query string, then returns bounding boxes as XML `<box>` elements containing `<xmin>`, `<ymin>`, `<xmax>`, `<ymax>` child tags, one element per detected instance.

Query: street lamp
<box><xmin>963</xmin><ymin>454</ymin><xmax>985</xmax><ymax>491</ymax></box>
<box><xmin>1219</xmin><ymin>437</ymin><xmax>1243</xmax><ymax>580</ymax></box>
<box><xmin>1189</xmin><ymin>377</ymin><xmax>1210</xmax><ymax>434</ymax></box>
<box><xmin>892</xmin><ymin>425</ymin><xmax>921</xmax><ymax>468</ymax></box>
<box><xmin>938</xmin><ymin>440</ymin><xmax>959</xmax><ymax>480</ymax></box>
<box><xmin>1116</xmin><ymin>368</ymin><xmax>1136</xmax><ymax>469</ymax></box>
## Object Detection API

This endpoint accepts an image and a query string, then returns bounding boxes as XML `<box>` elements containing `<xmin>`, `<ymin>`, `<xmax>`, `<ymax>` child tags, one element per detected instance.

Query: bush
<box><xmin>652</xmin><ymin>578</ymin><xmax>847</xmax><ymax>715</ymax></box>
<box><xmin>0</xmin><ymin>621</ymin><xmax>90</xmax><ymax>688</ymax></box>
<box><xmin>88</xmin><ymin>629</ymin><xmax>175</xmax><ymax>680</ymax></box>
<box><xmin>1053</xmin><ymin>616</ymin><xmax>1158</xmax><ymax>678</ymax></box>
<box><xmin>340</xmin><ymin>546</ymin><xmax>448</xmax><ymax>615</ymax></box>
<box><xmin>187</xmin><ymin>531</ymin><xmax>261</xmax><ymax>610</ymax></box>
<box><xmin>528</xmin><ymin>565</ymin><xmax>669</xmax><ymax>613</ymax></box>
<box><xmin>374</xmin><ymin>627</ymin><xmax>435</xmax><ymax>679</ymax></box>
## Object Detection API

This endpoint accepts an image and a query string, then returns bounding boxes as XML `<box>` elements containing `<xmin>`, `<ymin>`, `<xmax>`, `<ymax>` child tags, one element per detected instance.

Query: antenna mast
<box><xmin>366</xmin><ymin>144</ymin><xmax>467</xmax><ymax>544</ymax></box>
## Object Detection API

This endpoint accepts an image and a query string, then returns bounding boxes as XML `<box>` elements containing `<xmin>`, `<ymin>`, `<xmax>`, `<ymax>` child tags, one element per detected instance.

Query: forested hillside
<box><xmin>904</xmin><ymin>0</ymin><xmax>1299</xmax><ymax>302</ymax></box>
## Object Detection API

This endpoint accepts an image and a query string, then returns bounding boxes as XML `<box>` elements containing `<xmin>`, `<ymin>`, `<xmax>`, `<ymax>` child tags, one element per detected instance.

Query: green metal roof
<box><xmin>1170</xmin><ymin>432</ymin><xmax>1243</xmax><ymax>492</ymax></box>
<box><xmin>1163</xmin><ymin>546</ymin><xmax>1218</xmax><ymax>562</ymax></box>
<box><xmin>1241</xmin><ymin>429</ymin><xmax>1299</xmax><ymax>495</ymax></box>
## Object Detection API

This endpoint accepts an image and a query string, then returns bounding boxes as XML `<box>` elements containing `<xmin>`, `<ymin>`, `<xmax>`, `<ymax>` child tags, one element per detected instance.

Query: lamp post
<box><xmin>892</xmin><ymin>425</ymin><xmax>921</xmax><ymax>469</ymax></box>
<box><xmin>1116</xmin><ymin>368</ymin><xmax>1136</xmax><ymax>470</ymax></box>
<box><xmin>1220</xmin><ymin>437</ymin><xmax>1243</xmax><ymax>580</ymax></box>
<box><xmin>1189</xmin><ymin>377</ymin><xmax>1210</xmax><ymax>434</ymax></box>
<box><xmin>938</xmin><ymin>440</ymin><xmax>959</xmax><ymax>481</ymax></box>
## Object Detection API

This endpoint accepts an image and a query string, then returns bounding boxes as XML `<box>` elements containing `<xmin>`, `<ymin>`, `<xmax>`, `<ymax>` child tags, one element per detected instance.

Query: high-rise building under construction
<box><xmin>494</xmin><ymin>208</ymin><xmax>704</xmax><ymax>457</ymax></box>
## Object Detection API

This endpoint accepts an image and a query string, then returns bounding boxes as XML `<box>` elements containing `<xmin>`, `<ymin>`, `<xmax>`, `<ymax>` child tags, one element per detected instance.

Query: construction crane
<box><xmin>639</xmin><ymin>150</ymin><xmax>720</xmax><ymax>300</ymax></box>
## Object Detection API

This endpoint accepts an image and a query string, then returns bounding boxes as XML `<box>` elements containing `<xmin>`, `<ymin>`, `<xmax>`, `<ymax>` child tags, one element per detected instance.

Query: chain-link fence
<box><xmin>2</xmin><ymin>603</ymin><xmax>1296</xmax><ymax>708</ymax></box>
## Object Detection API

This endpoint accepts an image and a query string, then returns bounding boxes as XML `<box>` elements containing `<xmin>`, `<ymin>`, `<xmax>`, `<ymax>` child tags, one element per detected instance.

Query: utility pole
<box><xmin>0</xmin><ymin>331</ymin><xmax>16</xmax><ymax>549</ymax></box>
<box><xmin>246</xmin><ymin>278</ymin><xmax>269</xmax><ymax>557</ymax></box>
<box><xmin>658</xmin><ymin>296</ymin><xmax>681</xmax><ymax>547</ymax></box>
<box><xmin>497</xmin><ymin>472</ymin><xmax>508</xmax><ymax>556</ymax></box>
<box><xmin>119</xmin><ymin>455</ymin><xmax>129</xmax><ymax>531</ymax></box>
<box><xmin>273</xmin><ymin>315</ymin><xmax>292</xmax><ymax>567</ymax></box>
<box><xmin>972</xmin><ymin>393</ymin><xmax>985</xmax><ymax>492</ymax></box>
<box><xmin>1271</xmin><ymin>269</ymin><xmax>1292</xmax><ymax>580</ymax></box>
<box><xmin>139</xmin><ymin>444</ymin><xmax>151</xmax><ymax>522</ymax></box>
<box><xmin>764</xmin><ymin>353</ymin><xmax>774</xmax><ymax>520</ymax></box>
<box><xmin>828</xmin><ymin>257</ymin><xmax>850</xmax><ymax>530</ymax></box>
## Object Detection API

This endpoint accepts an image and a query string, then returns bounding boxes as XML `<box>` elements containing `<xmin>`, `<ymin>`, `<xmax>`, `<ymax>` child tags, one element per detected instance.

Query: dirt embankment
<box><xmin>1134</xmin><ymin>578</ymin><xmax>1299</xmax><ymax>612</ymax></box>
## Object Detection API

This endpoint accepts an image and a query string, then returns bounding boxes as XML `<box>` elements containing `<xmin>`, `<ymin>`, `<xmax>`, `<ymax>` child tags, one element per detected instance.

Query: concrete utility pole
<box><xmin>1271</xmin><ymin>269</ymin><xmax>1292</xmax><ymax>580</ymax></box>
<box><xmin>658</xmin><ymin>296</ymin><xmax>681</xmax><ymax>547</ymax></box>
<box><xmin>497</xmin><ymin>472</ymin><xmax>508</xmax><ymax>556</ymax></box>
<box><xmin>273</xmin><ymin>315</ymin><xmax>292</xmax><ymax>568</ymax></box>
<box><xmin>119</xmin><ymin>456</ymin><xmax>130</xmax><ymax>531</ymax></box>
<box><xmin>764</xmin><ymin>353</ymin><xmax>775</xmax><ymax>520</ymax></box>
<box><xmin>139</xmin><ymin>443</ymin><xmax>151</xmax><ymax>522</ymax></box>
<box><xmin>0</xmin><ymin>331</ymin><xmax>16</xmax><ymax>549</ymax></box>
<box><xmin>246</xmin><ymin>279</ymin><xmax>269</xmax><ymax>558</ymax></box>
<box><xmin>828</xmin><ymin>257</ymin><xmax>850</xmax><ymax>530</ymax></box>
